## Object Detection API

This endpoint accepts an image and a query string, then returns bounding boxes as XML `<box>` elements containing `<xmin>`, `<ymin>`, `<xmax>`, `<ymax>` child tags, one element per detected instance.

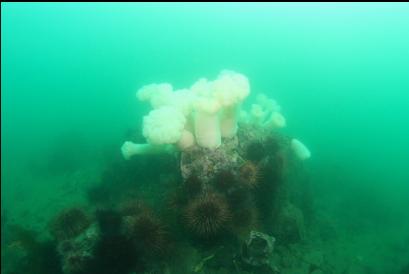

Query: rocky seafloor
<box><xmin>2</xmin><ymin>123</ymin><xmax>409</xmax><ymax>274</ymax></box>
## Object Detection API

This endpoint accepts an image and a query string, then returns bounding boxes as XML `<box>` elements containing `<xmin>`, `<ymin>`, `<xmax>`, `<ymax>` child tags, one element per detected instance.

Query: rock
<box><xmin>236</xmin><ymin>231</ymin><xmax>279</xmax><ymax>274</ymax></box>
<box><xmin>58</xmin><ymin>223</ymin><xmax>100</xmax><ymax>274</ymax></box>
<box><xmin>242</xmin><ymin>231</ymin><xmax>276</xmax><ymax>267</ymax></box>
<box><xmin>180</xmin><ymin>136</ymin><xmax>243</xmax><ymax>185</ymax></box>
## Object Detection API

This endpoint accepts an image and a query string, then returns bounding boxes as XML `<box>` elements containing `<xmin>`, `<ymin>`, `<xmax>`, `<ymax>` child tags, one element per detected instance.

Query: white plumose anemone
<box><xmin>121</xmin><ymin>142</ymin><xmax>176</xmax><ymax>159</ymax></box>
<box><xmin>190</xmin><ymin>78</ymin><xmax>222</xmax><ymax>149</ymax></box>
<box><xmin>256</xmin><ymin>93</ymin><xmax>281</xmax><ymax>113</ymax></box>
<box><xmin>120</xmin><ymin>106</ymin><xmax>194</xmax><ymax>159</ymax></box>
<box><xmin>177</xmin><ymin>130</ymin><xmax>195</xmax><ymax>151</ymax></box>
<box><xmin>264</xmin><ymin>111</ymin><xmax>286</xmax><ymax>129</ymax></box>
<box><xmin>291</xmin><ymin>139</ymin><xmax>311</xmax><ymax>160</ymax></box>
<box><xmin>124</xmin><ymin>70</ymin><xmax>301</xmax><ymax>159</ymax></box>
<box><xmin>137</xmin><ymin>84</ymin><xmax>196</xmax><ymax>116</ymax></box>
<box><xmin>192</xmin><ymin>96</ymin><xmax>222</xmax><ymax>150</ymax></box>
<box><xmin>170</xmin><ymin>88</ymin><xmax>196</xmax><ymax>116</ymax></box>
<box><xmin>212</xmin><ymin>70</ymin><xmax>250</xmax><ymax>138</ymax></box>
<box><xmin>239</xmin><ymin>110</ymin><xmax>251</xmax><ymax>124</ymax></box>
<box><xmin>143</xmin><ymin>106</ymin><xmax>194</xmax><ymax>150</ymax></box>
<box><xmin>250</xmin><ymin>104</ymin><xmax>268</xmax><ymax>125</ymax></box>
<box><xmin>137</xmin><ymin>83</ymin><xmax>174</xmax><ymax>109</ymax></box>
<box><xmin>219</xmin><ymin>106</ymin><xmax>240</xmax><ymax>137</ymax></box>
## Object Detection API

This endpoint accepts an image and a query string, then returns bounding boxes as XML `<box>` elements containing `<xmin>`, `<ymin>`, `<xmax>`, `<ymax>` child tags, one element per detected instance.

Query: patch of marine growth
<box><xmin>2</xmin><ymin>71</ymin><xmax>314</xmax><ymax>274</ymax></box>
<box><xmin>119</xmin><ymin>70</ymin><xmax>311</xmax><ymax>273</ymax></box>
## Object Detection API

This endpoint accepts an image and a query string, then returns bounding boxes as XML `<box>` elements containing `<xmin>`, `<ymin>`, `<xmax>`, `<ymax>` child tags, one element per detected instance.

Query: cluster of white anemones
<box><xmin>120</xmin><ymin>70</ymin><xmax>311</xmax><ymax>161</ymax></box>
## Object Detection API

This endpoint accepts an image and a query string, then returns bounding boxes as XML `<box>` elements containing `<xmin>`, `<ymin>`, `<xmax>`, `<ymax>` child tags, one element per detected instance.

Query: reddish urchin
<box><xmin>184</xmin><ymin>193</ymin><xmax>231</xmax><ymax>238</ymax></box>
<box><xmin>125</xmin><ymin>213</ymin><xmax>169</xmax><ymax>257</ymax></box>
<box><xmin>239</xmin><ymin>161</ymin><xmax>261</xmax><ymax>188</ymax></box>
<box><xmin>49</xmin><ymin>207</ymin><xmax>91</xmax><ymax>241</ymax></box>
<box><xmin>214</xmin><ymin>169</ymin><xmax>237</xmax><ymax>191</ymax></box>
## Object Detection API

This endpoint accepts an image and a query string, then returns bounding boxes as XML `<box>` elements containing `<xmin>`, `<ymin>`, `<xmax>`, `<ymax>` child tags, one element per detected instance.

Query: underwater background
<box><xmin>2</xmin><ymin>3</ymin><xmax>409</xmax><ymax>274</ymax></box>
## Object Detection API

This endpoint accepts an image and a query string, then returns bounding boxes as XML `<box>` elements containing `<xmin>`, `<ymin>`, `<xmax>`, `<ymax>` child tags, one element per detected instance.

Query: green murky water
<box><xmin>2</xmin><ymin>3</ymin><xmax>409</xmax><ymax>274</ymax></box>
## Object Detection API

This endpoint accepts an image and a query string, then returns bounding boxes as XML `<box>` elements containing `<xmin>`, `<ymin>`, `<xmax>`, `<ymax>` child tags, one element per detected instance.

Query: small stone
<box><xmin>241</xmin><ymin>231</ymin><xmax>275</xmax><ymax>267</ymax></box>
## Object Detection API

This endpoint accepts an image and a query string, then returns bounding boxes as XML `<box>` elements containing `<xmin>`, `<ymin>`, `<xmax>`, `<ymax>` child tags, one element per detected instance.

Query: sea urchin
<box><xmin>49</xmin><ymin>207</ymin><xmax>91</xmax><ymax>241</ymax></box>
<box><xmin>184</xmin><ymin>193</ymin><xmax>231</xmax><ymax>238</ymax></box>
<box><xmin>125</xmin><ymin>213</ymin><xmax>169</xmax><ymax>258</ymax></box>
<box><xmin>239</xmin><ymin>161</ymin><xmax>261</xmax><ymax>188</ymax></box>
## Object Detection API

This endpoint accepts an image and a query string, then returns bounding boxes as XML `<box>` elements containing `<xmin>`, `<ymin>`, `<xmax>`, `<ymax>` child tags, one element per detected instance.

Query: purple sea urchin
<box><xmin>184</xmin><ymin>193</ymin><xmax>231</xmax><ymax>238</ymax></box>
<box><xmin>125</xmin><ymin>212</ymin><xmax>169</xmax><ymax>257</ymax></box>
<box><xmin>239</xmin><ymin>161</ymin><xmax>261</xmax><ymax>188</ymax></box>
<box><xmin>49</xmin><ymin>207</ymin><xmax>91</xmax><ymax>241</ymax></box>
